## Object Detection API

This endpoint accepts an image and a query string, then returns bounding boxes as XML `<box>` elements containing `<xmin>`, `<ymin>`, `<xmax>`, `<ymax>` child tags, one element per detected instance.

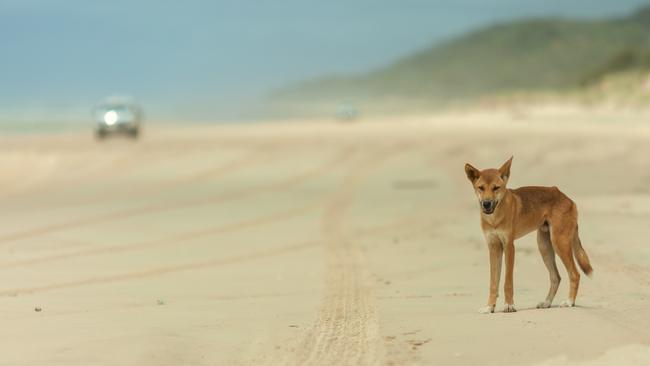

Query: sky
<box><xmin>1</xmin><ymin>0</ymin><xmax>649</xmax><ymax>122</ymax></box>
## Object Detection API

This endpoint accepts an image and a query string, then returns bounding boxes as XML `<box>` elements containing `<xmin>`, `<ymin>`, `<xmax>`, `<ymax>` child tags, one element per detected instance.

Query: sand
<box><xmin>1</xmin><ymin>109</ymin><xmax>650</xmax><ymax>365</ymax></box>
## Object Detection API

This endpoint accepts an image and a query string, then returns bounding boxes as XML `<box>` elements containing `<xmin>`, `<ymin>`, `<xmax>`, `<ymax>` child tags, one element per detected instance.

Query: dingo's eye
<box><xmin>477</xmin><ymin>185</ymin><xmax>485</xmax><ymax>191</ymax></box>
<box><xmin>493</xmin><ymin>186</ymin><xmax>500</xmax><ymax>191</ymax></box>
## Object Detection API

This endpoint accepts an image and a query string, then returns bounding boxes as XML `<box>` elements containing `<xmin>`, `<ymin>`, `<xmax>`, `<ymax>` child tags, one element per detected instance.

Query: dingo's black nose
<box><xmin>482</xmin><ymin>200</ymin><xmax>494</xmax><ymax>210</ymax></box>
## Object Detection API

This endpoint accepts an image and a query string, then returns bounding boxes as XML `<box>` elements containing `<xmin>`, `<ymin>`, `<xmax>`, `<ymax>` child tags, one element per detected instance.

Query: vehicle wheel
<box><xmin>129</xmin><ymin>128</ymin><xmax>139</xmax><ymax>139</ymax></box>
<box><xmin>95</xmin><ymin>129</ymin><xmax>107</xmax><ymax>140</ymax></box>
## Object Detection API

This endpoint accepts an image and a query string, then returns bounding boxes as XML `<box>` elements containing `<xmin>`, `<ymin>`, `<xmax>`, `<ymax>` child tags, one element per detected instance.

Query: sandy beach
<box><xmin>2</xmin><ymin>109</ymin><xmax>650</xmax><ymax>365</ymax></box>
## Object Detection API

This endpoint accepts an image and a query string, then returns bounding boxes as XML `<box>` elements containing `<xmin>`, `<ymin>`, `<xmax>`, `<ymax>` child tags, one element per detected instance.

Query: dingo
<box><xmin>465</xmin><ymin>157</ymin><xmax>592</xmax><ymax>313</ymax></box>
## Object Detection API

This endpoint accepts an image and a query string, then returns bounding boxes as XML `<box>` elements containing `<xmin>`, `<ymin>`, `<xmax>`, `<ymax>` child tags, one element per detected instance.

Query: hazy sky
<box><xmin>1</xmin><ymin>0</ymin><xmax>649</xmax><ymax>120</ymax></box>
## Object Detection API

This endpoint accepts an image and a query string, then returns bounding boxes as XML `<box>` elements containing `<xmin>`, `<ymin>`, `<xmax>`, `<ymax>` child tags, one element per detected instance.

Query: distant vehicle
<box><xmin>94</xmin><ymin>98</ymin><xmax>142</xmax><ymax>139</ymax></box>
<box><xmin>336</xmin><ymin>103</ymin><xmax>359</xmax><ymax>121</ymax></box>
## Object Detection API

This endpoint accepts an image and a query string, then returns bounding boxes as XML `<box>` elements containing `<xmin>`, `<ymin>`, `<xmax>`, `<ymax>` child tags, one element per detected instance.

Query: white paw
<box><xmin>559</xmin><ymin>299</ymin><xmax>575</xmax><ymax>308</ymax></box>
<box><xmin>478</xmin><ymin>305</ymin><xmax>495</xmax><ymax>314</ymax></box>
<box><xmin>503</xmin><ymin>303</ymin><xmax>517</xmax><ymax>313</ymax></box>
<box><xmin>536</xmin><ymin>301</ymin><xmax>552</xmax><ymax>309</ymax></box>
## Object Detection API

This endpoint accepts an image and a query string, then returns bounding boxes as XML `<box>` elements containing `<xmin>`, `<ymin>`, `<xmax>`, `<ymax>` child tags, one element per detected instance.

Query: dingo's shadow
<box><xmin>494</xmin><ymin>303</ymin><xmax>597</xmax><ymax>313</ymax></box>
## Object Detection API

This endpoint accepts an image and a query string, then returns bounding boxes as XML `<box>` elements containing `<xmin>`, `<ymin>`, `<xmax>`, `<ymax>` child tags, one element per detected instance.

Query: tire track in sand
<box><xmin>0</xmin><ymin>147</ymin><xmax>356</xmax><ymax>246</ymax></box>
<box><xmin>0</xmin><ymin>201</ymin><xmax>426</xmax><ymax>297</ymax></box>
<box><xmin>57</xmin><ymin>147</ymin><xmax>271</xmax><ymax>207</ymax></box>
<box><xmin>288</xmin><ymin>146</ymin><xmax>406</xmax><ymax>366</ymax></box>
<box><xmin>0</xmin><ymin>143</ymin><xmax>168</xmax><ymax>200</ymax></box>
<box><xmin>0</xmin><ymin>239</ymin><xmax>319</xmax><ymax>297</ymax></box>
<box><xmin>0</xmin><ymin>200</ymin><xmax>319</xmax><ymax>269</ymax></box>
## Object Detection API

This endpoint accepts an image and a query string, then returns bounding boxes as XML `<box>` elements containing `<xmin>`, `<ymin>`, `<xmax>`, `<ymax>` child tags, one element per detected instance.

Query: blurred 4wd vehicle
<box><xmin>335</xmin><ymin>102</ymin><xmax>359</xmax><ymax>122</ymax></box>
<box><xmin>94</xmin><ymin>98</ymin><xmax>142</xmax><ymax>139</ymax></box>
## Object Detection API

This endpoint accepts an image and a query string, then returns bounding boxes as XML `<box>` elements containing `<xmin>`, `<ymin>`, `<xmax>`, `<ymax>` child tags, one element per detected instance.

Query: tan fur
<box><xmin>465</xmin><ymin>157</ymin><xmax>593</xmax><ymax>313</ymax></box>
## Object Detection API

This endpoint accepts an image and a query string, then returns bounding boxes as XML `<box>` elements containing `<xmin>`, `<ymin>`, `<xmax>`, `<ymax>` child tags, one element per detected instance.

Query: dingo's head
<box><xmin>464</xmin><ymin>157</ymin><xmax>513</xmax><ymax>215</ymax></box>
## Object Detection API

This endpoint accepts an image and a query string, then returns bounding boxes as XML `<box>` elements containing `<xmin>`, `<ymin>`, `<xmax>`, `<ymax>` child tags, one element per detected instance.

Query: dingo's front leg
<box><xmin>479</xmin><ymin>238</ymin><xmax>503</xmax><ymax>314</ymax></box>
<box><xmin>503</xmin><ymin>237</ymin><xmax>516</xmax><ymax>312</ymax></box>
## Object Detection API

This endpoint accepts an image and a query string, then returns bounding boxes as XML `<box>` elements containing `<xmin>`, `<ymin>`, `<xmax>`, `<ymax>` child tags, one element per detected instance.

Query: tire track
<box><xmin>0</xmin><ymin>147</ymin><xmax>356</xmax><ymax>245</ymax></box>
<box><xmin>0</xmin><ymin>202</ymin><xmax>427</xmax><ymax>298</ymax></box>
<box><xmin>0</xmin><ymin>200</ymin><xmax>319</xmax><ymax>269</ymax></box>
<box><xmin>0</xmin><ymin>239</ymin><xmax>319</xmax><ymax>297</ymax></box>
<box><xmin>0</xmin><ymin>145</ymin><xmax>148</xmax><ymax>200</ymax></box>
<box><xmin>288</xmin><ymin>146</ymin><xmax>406</xmax><ymax>366</ymax></box>
<box><xmin>58</xmin><ymin>147</ymin><xmax>271</xmax><ymax>207</ymax></box>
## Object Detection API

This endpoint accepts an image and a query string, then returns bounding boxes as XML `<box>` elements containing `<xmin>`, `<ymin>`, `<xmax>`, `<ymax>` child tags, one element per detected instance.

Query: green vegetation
<box><xmin>580</xmin><ymin>47</ymin><xmax>650</xmax><ymax>85</ymax></box>
<box><xmin>273</xmin><ymin>6</ymin><xmax>650</xmax><ymax>107</ymax></box>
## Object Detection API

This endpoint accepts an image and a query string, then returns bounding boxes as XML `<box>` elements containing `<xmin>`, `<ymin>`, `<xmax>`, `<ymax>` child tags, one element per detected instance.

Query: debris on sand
<box><xmin>407</xmin><ymin>338</ymin><xmax>432</xmax><ymax>350</ymax></box>
<box><xmin>156</xmin><ymin>300</ymin><xmax>165</xmax><ymax>306</ymax></box>
<box><xmin>34</xmin><ymin>307</ymin><xmax>42</xmax><ymax>312</ymax></box>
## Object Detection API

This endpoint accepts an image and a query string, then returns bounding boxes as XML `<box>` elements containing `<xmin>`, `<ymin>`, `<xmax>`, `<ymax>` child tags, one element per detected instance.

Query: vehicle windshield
<box><xmin>95</xmin><ymin>105</ymin><xmax>136</xmax><ymax>121</ymax></box>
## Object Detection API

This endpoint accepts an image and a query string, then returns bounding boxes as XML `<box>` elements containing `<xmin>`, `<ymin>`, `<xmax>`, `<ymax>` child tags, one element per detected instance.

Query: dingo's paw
<box><xmin>503</xmin><ymin>304</ymin><xmax>517</xmax><ymax>313</ymax></box>
<box><xmin>536</xmin><ymin>301</ymin><xmax>552</xmax><ymax>309</ymax></box>
<box><xmin>559</xmin><ymin>299</ymin><xmax>575</xmax><ymax>308</ymax></box>
<box><xmin>478</xmin><ymin>305</ymin><xmax>495</xmax><ymax>314</ymax></box>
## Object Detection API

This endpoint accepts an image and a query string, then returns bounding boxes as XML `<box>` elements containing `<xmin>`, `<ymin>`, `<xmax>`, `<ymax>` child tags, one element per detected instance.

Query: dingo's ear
<box><xmin>499</xmin><ymin>156</ymin><xmax>513</xmax><ymax>182</ymax></box>
<box><xmin>465</xmin><ymin>163</ymin><xmax>480</xmax><ymax>183</ymax></box>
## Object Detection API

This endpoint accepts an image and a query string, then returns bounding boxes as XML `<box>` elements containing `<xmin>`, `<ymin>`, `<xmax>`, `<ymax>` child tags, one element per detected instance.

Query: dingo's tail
<box><xmin>573</xmin><ymin>232</ymin><xmax>593</xmax><ymax>277</ymax></box>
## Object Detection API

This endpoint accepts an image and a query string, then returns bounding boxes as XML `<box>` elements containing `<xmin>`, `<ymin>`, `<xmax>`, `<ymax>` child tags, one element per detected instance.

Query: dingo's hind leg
<box><xmin>536</xmin><ymin>224</ymin><xmax>560</xmax><ymax>309</ymax></box>
<box><xmin>550</xmin><ymin>221</ymin><xmax>580</xmax><ymax>307</ymax></box>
